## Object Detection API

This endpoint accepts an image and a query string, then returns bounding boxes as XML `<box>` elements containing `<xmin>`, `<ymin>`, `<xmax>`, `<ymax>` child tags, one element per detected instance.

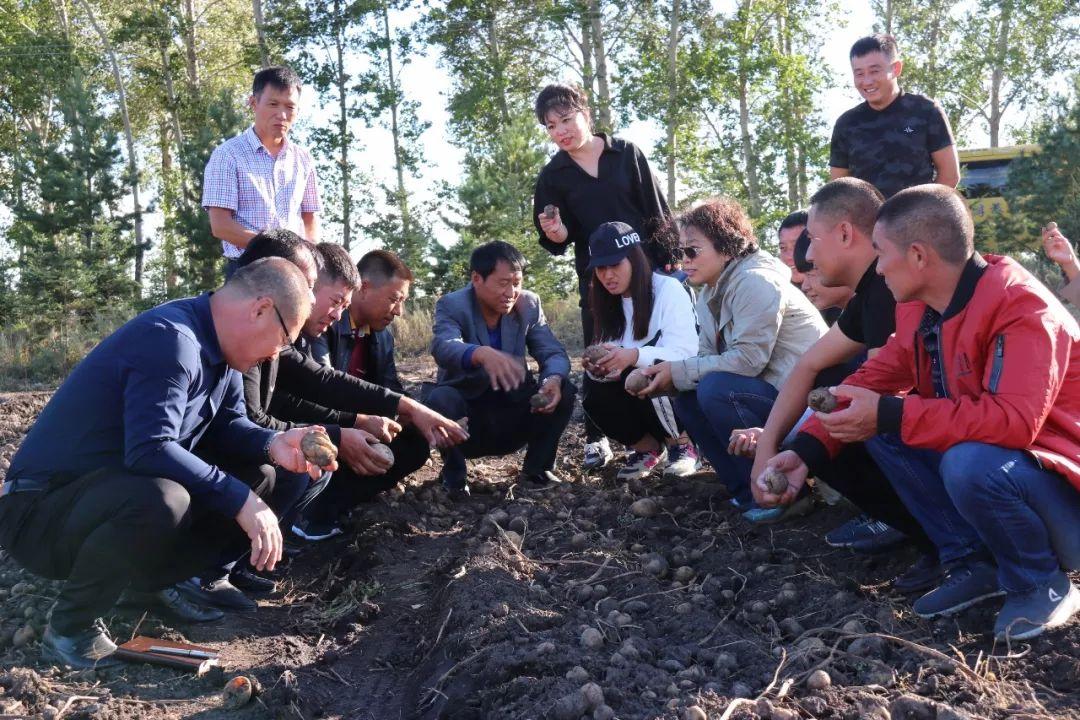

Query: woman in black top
<box><xmin>532</xmin><ymin>83</ymin><xmax>675</xmax><ymax>470</ymax></box>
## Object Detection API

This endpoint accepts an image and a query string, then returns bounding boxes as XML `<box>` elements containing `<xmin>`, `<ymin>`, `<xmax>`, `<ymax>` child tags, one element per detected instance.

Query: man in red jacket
<box><xmin>758</xmin><ymin>184</ymin><xmax>1080</xmax><ymax>640</ymax></box>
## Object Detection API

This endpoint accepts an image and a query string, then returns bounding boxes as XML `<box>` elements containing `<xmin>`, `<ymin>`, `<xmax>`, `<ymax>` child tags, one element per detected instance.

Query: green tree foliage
<box><xmin>8</xmin><ymin>72</ymin><xmax>137</xmax><ymax>331</ymax></box>
<box><xmin>354</xmin><ymin>1</ymin><xmax>435</xmax><ymax>285</ymax></box>
<box><xmin>424</xmin><ymin>0</ymin><xmax>574</xmax><ymax>301</ymax></box>
<box><xmin>269</xmin><ymin>0</ymin><xmax>369</xmax><ymax>249</ymax></box>
<box><xmin>873</xmin><ymin>0</ymin><xmax>1078</xmax><ymax>147</ymax></box>
<box><xmin>1</xmin><ymin>0</ymin><xmax>1077</xmax><ymax>376</ymax></box>
<box><xmin>431</xmin><ymin>115</ymin><xmax>574</xmax><ymax>299</ymax></box>
<box><xmin>978</xmin><ymin>79</ymin><xmax>1079</xmax><ymax>268</ymax></box>
<box><xmin>619</xmin><ymin>0</ymin><xmax>831</xmax><ymax>232</ymax></box>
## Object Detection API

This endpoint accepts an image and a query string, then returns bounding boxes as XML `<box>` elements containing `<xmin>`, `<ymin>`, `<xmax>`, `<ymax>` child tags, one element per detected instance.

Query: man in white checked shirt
<box><xmin>203</xmin><ymin>66</ymin><xmax>321</xmax><ymax>277</ymax></box>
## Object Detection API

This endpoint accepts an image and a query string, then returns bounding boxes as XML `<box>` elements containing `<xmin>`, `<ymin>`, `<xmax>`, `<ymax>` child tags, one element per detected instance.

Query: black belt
<box><xmin>0</xmin><ymin>477</ymin><xmax>49</xmax><ymax>495</ymax></box>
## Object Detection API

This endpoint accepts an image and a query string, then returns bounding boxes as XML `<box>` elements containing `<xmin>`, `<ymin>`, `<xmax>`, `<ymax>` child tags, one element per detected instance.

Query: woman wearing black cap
<box><xmin>532</xmin><ymin>83</ymin><xmax>676</xmax><ymax>472</ymax></box>
<box><xmin>580</xmin><ymin>222</ymin><xmax>697</xmax><ymax>482</ymax></box>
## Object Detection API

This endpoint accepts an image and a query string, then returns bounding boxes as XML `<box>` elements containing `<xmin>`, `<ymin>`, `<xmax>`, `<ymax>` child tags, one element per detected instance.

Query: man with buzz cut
<box><xmin>831</xmin><ymin>34</ymin><xmax>960</xmax><ymax>198</ymax></box>
<box><xmin>203</xmin><ymin>65</ymin><xmax>320</xmax><ymax>278</ymax></box>
<box><xmin>759</xmin><ymin>184</ymin><xmax>1080</xmax><ymax>641</ymax></box>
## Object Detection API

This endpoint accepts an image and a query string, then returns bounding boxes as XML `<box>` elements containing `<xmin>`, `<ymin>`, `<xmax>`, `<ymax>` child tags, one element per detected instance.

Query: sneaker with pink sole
<box><xmin>616</xmin><ymin>447</ymin><xmax>669</xmax><ymax>481</ymax></box>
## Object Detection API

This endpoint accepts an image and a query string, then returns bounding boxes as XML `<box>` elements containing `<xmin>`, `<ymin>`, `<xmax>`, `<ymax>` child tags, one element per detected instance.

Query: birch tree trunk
<box><xmin>988</xmin><ymin>0</ymin><xmax>1012</xmax><ymax>147</ymax></box>
<box><xmin>664</xmin><ymin>0</ymin><xmax>681</xmax><ymax>205</ymax></box>
<box><xmin>76</xmin><ymin>0</ymin><xmax>147</xmax><ymax>287</ymax></box>
<box><xmin>336</xmin><ymin>0</ymin><xmax>353</xmax><ymax>248</ymax></box>
<box><xmin>382</xmin><ymin>3</ymin><xmax>411</xmax><ymax>241</ymax></box>
<box><xmin>486</xmin><ymin>12</ymin><xmax>511</xmax><ymax>126</ymax></box>
<box><xmin>588</xmin><ymin>0</ymin><xmax>613</xmax><ymax>132</ymax></box>
<box><xmin>253</xmin><ymin>0</ymin><xmax>270</xmax><ymax>66</ymax></box>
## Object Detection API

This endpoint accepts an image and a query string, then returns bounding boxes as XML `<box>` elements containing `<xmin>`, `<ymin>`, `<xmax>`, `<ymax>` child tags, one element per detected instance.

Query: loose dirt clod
<box><xmin>624</xmin><ymin>369</ymin><xmax>651</xmax><ymax>394</ymax></box>
<box><xmin>553</xmin><ymin>692</ymin><xmax>587</xmax><ymax>720</ymax></box>
<box><xmin>889</xmin><ymin>693</ymin><xmax>940</xmax><ymax>720</ymax></box>
<box><xmin>593</xmin><ymin>704</ymin><xmax>616</xmax><ymax>720</ymax></box>
<box><xmin>581</xmin><ymin>682</ymin><xmax>604</xmax><ymax>710</ymax></box>
<box><xmin>301</xmin><ymin>429</ymin><xmax>337</xmax><ymax>467</ymax></box>
<box><xmin>566</xmin><ymin>666</ymin><xmax>590</xmax><ymax>683</ymax></box>
<box><xmin>807</xmin><ymin>387</ymin><xmax>838</xmax><ymax>413</ymax></box>
<box><xmin>763</xmin><ymin>467</ymin><xmax>789</xmax><ymax>494</ymax></box>
<box><xmin>221</xmin><ymin>676</ymin><xmax>254</xmax><ymax>710</ymax></box>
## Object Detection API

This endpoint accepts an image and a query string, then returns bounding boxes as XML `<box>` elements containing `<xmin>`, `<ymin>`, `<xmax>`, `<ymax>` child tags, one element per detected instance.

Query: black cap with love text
<box><xmin>587</xmin><ymin>221</ymin><xmax>642</xmax><ymax>270</ymax></box>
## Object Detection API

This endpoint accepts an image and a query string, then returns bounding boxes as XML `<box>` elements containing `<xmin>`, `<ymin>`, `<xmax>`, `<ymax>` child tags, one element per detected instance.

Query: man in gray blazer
<box><xmin>425</xmin><ymin>241</ymin><xmax>575</xmax><ymax>494</ymax></box>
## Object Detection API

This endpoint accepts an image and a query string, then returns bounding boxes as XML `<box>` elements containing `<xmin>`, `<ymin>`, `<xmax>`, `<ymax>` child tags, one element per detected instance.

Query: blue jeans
<box><xmin>869</xmin><ymin>436</ymin><xmax>1080</xmax><ymax>593</ymax></box>
<box><xmin>673</xmin><ymin>372</ymin><xmax>778</xmax><ymax>504</ymax></box>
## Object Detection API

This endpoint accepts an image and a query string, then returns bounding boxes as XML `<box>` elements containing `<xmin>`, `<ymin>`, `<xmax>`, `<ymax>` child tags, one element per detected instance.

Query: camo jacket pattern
<box><xmin>830</xmin><ymin>91</ymin><xmax>954</xmax><ymax>198</ymax></box>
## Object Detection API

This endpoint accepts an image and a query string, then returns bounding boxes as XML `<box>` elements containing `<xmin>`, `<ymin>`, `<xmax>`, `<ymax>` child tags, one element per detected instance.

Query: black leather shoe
<box><xmin>442</xmin><ymin>483</ymin><xmax>471</xmax><ymax>501</ymax></box>
<box><xmin>517</xmin><ymin>470</ymin><xmax>560</xmax><ymax>487</ymax></box>
<box><xmin>42</xmin><ymin>619</ymin><xmax>122</xmax><ymax>669</ymax></box>
<box><xmin>121</xmin><ymin>587</ymin><xmax>224</xmax><ymax>622</ymax></box>
<box><xmin>176</xmin><ymin>576</ymin><xmax>257</xmax><ymax>611</ymax></box>
<box><xmin>230</xmin><ymin>566</ymin><xmax>276</xmax><ymax>594</ymax></box>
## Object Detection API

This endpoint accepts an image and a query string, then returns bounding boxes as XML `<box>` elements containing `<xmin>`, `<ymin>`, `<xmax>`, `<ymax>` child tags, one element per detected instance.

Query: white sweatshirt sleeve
<box><xmin>636</xmin><ymin>276</ymin><xmax>700</xmax><ymax>366</ymax></box>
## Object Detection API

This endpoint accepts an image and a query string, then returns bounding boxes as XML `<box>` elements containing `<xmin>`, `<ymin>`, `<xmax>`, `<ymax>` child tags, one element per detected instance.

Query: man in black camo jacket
<box><xmin>829</xmin><ymin>34</ymin><xmax>960</xmax><ymax>198</ymax></box>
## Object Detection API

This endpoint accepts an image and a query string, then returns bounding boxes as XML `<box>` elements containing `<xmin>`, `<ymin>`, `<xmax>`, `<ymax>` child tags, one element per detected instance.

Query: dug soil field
<box><xmin>1</xmin><ymin>360</ymin><xmax>1078</xmax><ymax>719</ymax></box>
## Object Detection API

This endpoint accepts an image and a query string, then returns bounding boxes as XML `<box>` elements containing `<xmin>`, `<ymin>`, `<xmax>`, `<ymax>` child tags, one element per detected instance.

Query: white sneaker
<box><xmin>663</xmin><ymin>443</ymin><xmax>701</xmax><ymax>477</ymax></box>
<box><xmin>583</xmin><ymin>438</ymin><xmax>614</xmax><ymax>470</ymax></box>
<box><xmin>616</xmin><ymin>448</ymin><xmax>669</xmax><ymax>482</ymax></box>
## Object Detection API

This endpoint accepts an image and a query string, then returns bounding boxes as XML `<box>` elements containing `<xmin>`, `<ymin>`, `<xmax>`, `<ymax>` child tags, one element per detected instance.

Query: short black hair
<box><xmin>793</xmin><ymin>228</ymin><xmax>813</xmax><ymax>273</ymax></box>
<box><xmin>236</xmin><ymin>229</ymin><xmax>319</xmax><ymax>271</ymax></box>
<box><xmin>809</xmin><ymin>178</ymin><xmax>884</xmax><ymax>238</ymax></box>
<box><xmin>470</xmin><ymin>241</ymin><xmax>526</xmax><ymax>280</ymax></box>
<box><xmin>316</xmin><ymin>242</ymin><xmax>360</xmax><ymax>289</ymax></box>
<box><xmin>850</xmin><ymin>34</ymin><xmax>899</xmax><ymax>63</ymax></box>
<box><xmin>358</xmin><ymin>250</ymin><xmax>413</xmax><ymax>287</ymax></box>
<box><xmin>253</xmin><ymin>66</ymin><xmax>302</xmax><ymax>96</ymax></box>
<box><xmin>779</xmin><ymin>210</ymin><xmax>808</xmax><ymax>234</ymax></box>
<box><xmin>876</xmin><ymin>185</ymin><xmax>974</xmax><ymax>265</ymax></box>
<box><xmin>534</xmin><ymin>83</ymin><xmax>590</xmax><ymax>125</ymax></box>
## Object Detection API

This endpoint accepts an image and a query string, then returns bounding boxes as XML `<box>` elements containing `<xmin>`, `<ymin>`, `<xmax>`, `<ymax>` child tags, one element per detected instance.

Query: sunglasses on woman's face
<box><xmin>680</xmin><ymin>245</ymin><xmax>704</xmax><ymax>260</ymax></box>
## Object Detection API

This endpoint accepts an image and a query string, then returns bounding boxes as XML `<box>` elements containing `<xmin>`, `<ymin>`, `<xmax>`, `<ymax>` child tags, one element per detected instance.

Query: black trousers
<box><xmin>303</xmin><ymin>425</ymin><xmax>431</xmax><ymax>523</ymax></box>
<box><xmin>814</xmin><ymin>443</ymin><xmax>936</xmax><ymax>555</ymax></box>
<box><xmin>424</xmin><ymin>378</ymin><xmax>576</xmax><ymax>489</ymax></box>
<box><xmin>807</xmin><ymin>364</ymin><xmax>935</xmax><ymax>555</ymax></box>
<box><xmin>581</xmin><ymin>372</ymin><xmax>671</xmax><ymax>448</ymax></box>
<box><xmin>580</xmin><ymin>299</ymin><xmax>603</xmax><ymax>444</ymax></box>
<box><xmin>0</xmin><ymin>462</ymin><xmax>309</xmax><ymax>635</ymax></box>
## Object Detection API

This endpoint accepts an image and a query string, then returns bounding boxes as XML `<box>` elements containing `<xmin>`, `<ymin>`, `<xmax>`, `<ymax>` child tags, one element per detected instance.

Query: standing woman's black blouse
<box><xmin>533</xmin><ymin>134</ymin><xmax>672</xmax><ymax>295</ymax></box>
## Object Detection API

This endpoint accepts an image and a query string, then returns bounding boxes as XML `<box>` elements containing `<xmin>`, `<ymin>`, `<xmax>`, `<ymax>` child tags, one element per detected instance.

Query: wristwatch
<box><xmin>262</xmin><ymin>433</ymin><xmax>277</xmax><ymax>465</ymax></box>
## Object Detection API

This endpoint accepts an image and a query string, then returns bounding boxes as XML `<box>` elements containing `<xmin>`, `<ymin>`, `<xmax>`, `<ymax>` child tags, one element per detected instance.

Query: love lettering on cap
<box><xmin>614</xmin><ymin>231</ymin><xmax>641</xmax><ymax>248</ymax></box>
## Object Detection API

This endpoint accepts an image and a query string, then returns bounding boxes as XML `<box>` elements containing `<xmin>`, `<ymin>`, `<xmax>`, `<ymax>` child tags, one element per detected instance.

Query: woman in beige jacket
<box><xmin>637</xmin><ymin>197</ymin><xmax>826</xmax><ymax>519</ymax></box>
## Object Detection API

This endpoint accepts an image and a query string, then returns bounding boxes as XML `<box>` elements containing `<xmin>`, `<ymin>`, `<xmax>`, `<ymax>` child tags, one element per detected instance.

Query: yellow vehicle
<box><xmin>957</xmin><ymin>144</ymin><xmax>1040</xmax><ymax>223</ymax></box>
